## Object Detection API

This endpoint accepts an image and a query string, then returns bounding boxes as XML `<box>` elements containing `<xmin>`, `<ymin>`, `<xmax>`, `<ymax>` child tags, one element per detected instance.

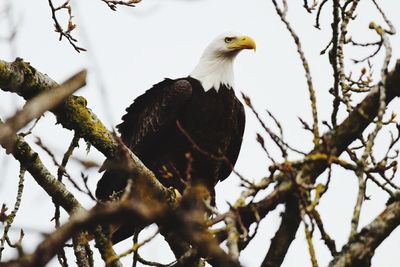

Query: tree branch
<box><xmin>329</xmin><ymin>200</ymin><xmax>400</xmax><ymax>267</ymax></box>
<box><xmin>0</xmin><ymin>69</ymin><xmax>86</xmax><ymax>149</ymax></box>
<box><xmin>261</xmin><ymin>197</ymin><xmax>301</xmax><ymax>267</ymax></box>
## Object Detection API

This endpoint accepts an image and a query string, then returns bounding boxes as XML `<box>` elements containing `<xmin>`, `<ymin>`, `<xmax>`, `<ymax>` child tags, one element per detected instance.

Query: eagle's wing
<box><xmin>95</xmin><ymin>78</ymin><xmax>193</xmax><ymax>201</ymax></box>
<box><xmin>117</xmin><ymin>78</ymin><xmax>193</xmax><ymax>151</ymax></box>
<box><xmin>218</xmin><ymin>99</ymin><xmax>245</xmax><ymax>181</ymax></box>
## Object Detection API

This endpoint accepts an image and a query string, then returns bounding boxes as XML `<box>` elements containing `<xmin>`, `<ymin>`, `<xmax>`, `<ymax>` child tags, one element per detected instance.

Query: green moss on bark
<box><xmin>55</xmin><ymin>95</ymin><xmax>117</xmax><ymax>158</ymax></box>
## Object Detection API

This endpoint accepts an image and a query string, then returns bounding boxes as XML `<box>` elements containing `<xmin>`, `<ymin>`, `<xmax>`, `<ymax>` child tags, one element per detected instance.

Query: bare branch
<box><xmin>272</xmin><ymin>0</ymin><xmax>320</xmax><ymax>146</ymax></box>
<box><xmin>101</xmin><ymin>0</ymin><xmax>141</xmax><ymax>11</ymax></box>
<box><xmin>330</xmin><ymin>0</ymin><xmax>340</xmax><ymax>127</ymax></box>
<box><xmin>47</xmin><ymin>0</ymin><xmax>86</xmax><ymax>52</ymax></box>
<box><xmin>0</xmin><ymin>167</ymin><xmax>25</xmax><ymax>261</ymax></box>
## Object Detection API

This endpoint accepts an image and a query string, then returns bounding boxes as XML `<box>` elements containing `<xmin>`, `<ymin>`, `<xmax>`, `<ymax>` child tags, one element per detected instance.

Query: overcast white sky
<box><xmin>1</xmin><ymin>0</ymin><xmax>400</xmax><ymax>266</ymax></box>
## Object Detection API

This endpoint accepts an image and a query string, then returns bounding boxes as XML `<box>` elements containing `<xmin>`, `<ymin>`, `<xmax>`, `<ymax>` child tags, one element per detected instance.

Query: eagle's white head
<box><xmin>190</xmin><ymin>32</ymin><xmax>256</xmax><ymax>92</ymax></box>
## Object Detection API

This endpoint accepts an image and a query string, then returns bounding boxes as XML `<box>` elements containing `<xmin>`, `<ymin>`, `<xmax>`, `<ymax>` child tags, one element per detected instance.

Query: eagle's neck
<box><xmin>190</xmin><ymin>53</ymin><xmax>236</xmax><ymax>92</ymax></box>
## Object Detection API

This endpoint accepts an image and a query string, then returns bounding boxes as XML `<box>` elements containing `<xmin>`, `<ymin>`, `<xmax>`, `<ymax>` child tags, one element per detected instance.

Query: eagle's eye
<box><xmin>224</xmin><ymin>37</ymin><xmax>234</xmax><ymax>43</ymax></box>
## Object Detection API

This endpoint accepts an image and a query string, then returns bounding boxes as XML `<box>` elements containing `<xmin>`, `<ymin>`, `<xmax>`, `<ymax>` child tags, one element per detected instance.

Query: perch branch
<box><xmin>0</xmin><ymin>69</ymin><xmax>86</xmax><ymax>149</ymax></box>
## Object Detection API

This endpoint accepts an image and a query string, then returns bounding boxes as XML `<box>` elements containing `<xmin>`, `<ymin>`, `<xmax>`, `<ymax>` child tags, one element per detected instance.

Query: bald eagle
<box><xmin>96</xmin><ymin>33</ymin><xmax>255</xmax><ymax>240</ymax></box>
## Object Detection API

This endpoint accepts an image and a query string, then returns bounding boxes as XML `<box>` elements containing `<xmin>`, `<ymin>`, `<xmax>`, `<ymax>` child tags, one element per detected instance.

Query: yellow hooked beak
<box><xmin>228</xmin><ymin>35</ymin><xmax>256</xmax><ymax>51</ymax></box>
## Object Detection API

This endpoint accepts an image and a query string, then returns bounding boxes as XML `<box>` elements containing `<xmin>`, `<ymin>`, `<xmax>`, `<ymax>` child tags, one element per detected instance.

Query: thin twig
<box><xmin>330</xmin><ymin>0</ymin><xmax>340</xmax><ymax>127</ymax></box>
<box><xmin>0</xmin><ymin>167</ymin><xmax>25</xmax><ymax>260</ymax></box>
<box><xmin>100</xmin><ymin>0</ymin><xmax>141</xmax><ymax>11</ymax></box>
<box><xmin>271</xmin><ymin>0</ymin><xmax>320</xmax><ymax>145</ymax></box>
<box><xmin>107</xmin><ymin>229</ymin><xmax>160</xmax><ymax>264</ymax></box>
<box><xmin>47</xmin><ymin>0</ymin><xmax>86</xmax><ymax>52</ymax></box>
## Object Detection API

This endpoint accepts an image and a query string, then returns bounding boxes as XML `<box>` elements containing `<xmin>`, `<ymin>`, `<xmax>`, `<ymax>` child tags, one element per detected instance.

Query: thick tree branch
<box><xmin>0</xmin><ymin>70</ymin><xmax>86</xmax><ymax>149</ymax></box>
<box><xmin>168</xmin><ymin>185</ymin><xmax>243</xmax><ymax>267</ymax></box>
<box><xmin>0</xmin><ymin>58</ymin><xmax>118</xmax><ymax>159</ymax></box>
<box><xmin>329</xmin><ymin>200</ymin><xmax>400</xmax><ymax>267</ymax></box>
<box><xmin>72</xmin><ymin>233</ymin><xmax>93</xmax><ymax>267</ymax></box>
<box><xmin>0</xmin><ymin>186</ymin><xmax>241</xmax><ymax>267</ymax></box>
<box><xmin>261</xmin><ymin>197</ymin><xmax>301</xmax><ymax>267</ymax></box>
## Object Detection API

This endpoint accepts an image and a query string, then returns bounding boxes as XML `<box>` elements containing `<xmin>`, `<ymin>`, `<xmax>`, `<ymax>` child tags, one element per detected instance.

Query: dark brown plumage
<box><xmin>96</xmin><ymin>77</ymin><xmax>245</xmax><ymax>201</ymax></box>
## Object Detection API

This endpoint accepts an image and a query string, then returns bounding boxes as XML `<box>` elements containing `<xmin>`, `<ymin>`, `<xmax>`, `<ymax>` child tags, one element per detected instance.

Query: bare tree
<box><xmin>0</xmin><ymin>1</ymin><xmax>399</xmax><ymax>267</ymax></box>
